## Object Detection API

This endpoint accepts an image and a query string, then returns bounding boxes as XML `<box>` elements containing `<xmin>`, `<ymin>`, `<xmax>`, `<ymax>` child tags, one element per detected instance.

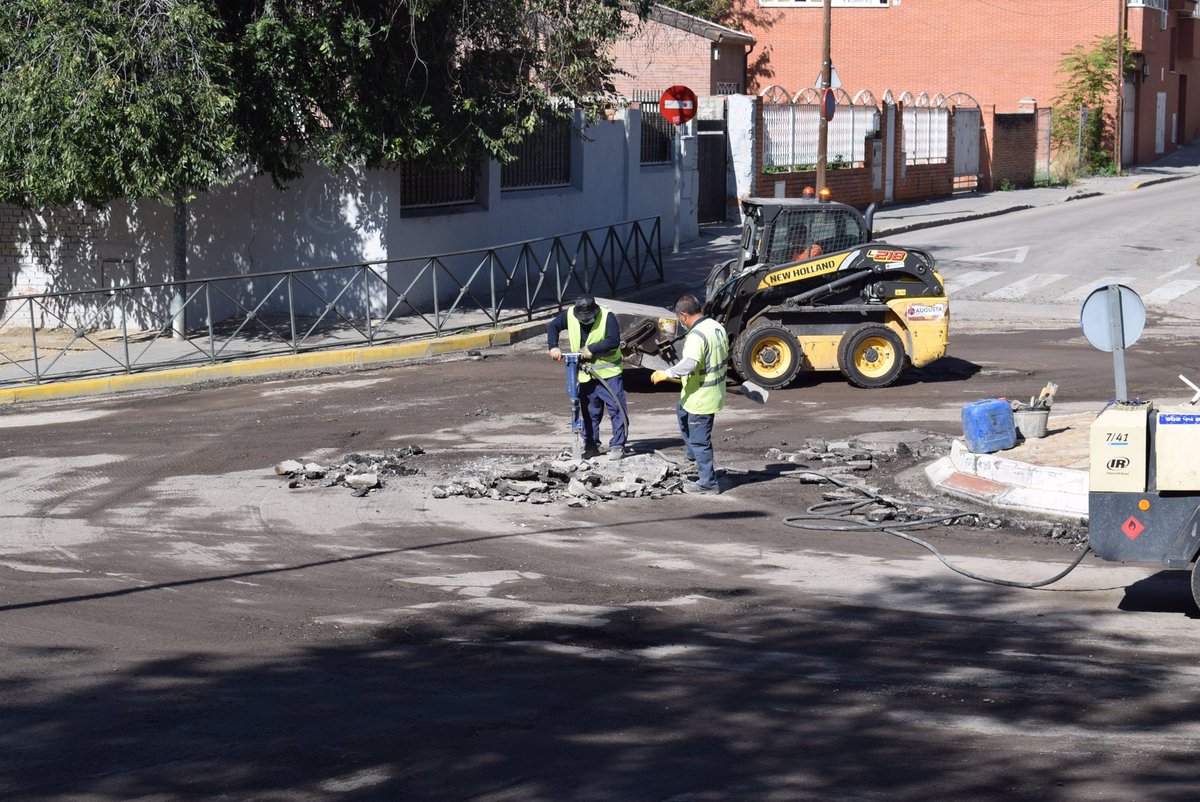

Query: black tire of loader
<box><xmin>735</xmin><ymin>321</ymin><xmax>803</xmax><ymax>390</ymax></box>
<box><xmin>837</xmin><ymin>323</ymin><xmax>905</xmax><ymax>388</ymax></box>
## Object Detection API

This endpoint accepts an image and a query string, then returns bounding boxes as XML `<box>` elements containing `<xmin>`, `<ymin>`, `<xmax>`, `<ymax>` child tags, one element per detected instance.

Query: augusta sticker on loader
<box><xmin>622</xmin><ymin>194</ymin><xmax>950</xmax><ymax>389</ymax></box>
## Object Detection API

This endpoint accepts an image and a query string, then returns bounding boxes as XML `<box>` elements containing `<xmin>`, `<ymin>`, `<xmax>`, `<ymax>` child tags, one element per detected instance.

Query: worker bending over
<box><xmin>651</xmin><ymin>294</ymin><xmax>729</xmax><ymax>494</ymax></box>
<box><xmin>547</xmin><ymin>295</ymin><xmax>629</xmax><ymax>461</ymax></box>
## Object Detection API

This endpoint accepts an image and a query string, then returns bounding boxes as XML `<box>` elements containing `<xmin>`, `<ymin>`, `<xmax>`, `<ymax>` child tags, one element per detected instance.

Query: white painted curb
<box><xmin>923</xmin><ymin>441</ymin><xmax>1089</xmax><ymax>522</ymax></box>
<box><xmin>949</xmin><ymin>440</ymin><xmax>1088</xmax><ymax>495</ymax></box>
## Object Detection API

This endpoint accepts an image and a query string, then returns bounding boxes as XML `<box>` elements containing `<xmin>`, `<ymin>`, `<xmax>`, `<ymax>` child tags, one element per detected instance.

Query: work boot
<box><xmin>581</xmin><ymin>445</ymin><xmax>602</xmax><ymax>459</ymax></box>
<box><xmin>683</xmin><ymin>480</ymin><xmax>720</xmax><ymax>495</ymax></box>
<box><xmin>608</xmin><ymin>446</ymin><xmax>627</xmax><ymax>462</ymax></box>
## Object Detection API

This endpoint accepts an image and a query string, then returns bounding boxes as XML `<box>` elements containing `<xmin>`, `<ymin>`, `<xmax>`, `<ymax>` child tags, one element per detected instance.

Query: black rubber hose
<box><xmin>780</xmin><ymin>470</ymin><xmax>1092</xmax><ymax>589</ymax></box>
<box><xmin>580</xmin><ymin>363</ymin><xmax>631</xmax><ymax>441</ymax></box>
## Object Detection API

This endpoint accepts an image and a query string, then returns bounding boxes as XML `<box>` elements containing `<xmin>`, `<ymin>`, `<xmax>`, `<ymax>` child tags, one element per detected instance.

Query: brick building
<box><xmin>611</xmin><ymin>4</ymin><xmax>756</xmax><ymax>98</ymax></box>
<box><xmin>736</xmin><ymin>0</ymin><xmax>1200</xmax><ymax>165</ymax></box>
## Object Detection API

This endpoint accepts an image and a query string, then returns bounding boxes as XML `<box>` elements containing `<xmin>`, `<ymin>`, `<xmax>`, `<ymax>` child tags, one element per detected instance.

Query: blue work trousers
<box><xmin>580</xmin><ymin>374</ymin><xmax>627</xmax><ymax>450</ymax></box>
<box><xmin>676</xmin><ymin>404</ymin><xmax>717</xmax><ymax>489</ymax></box>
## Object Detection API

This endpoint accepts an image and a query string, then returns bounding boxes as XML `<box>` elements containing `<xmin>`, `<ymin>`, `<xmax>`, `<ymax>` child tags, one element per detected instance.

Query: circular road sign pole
<box><xmin>1080</xmin><ymin>283</ymin><xmax>1146</xmax><ymax>402</ymax></box>
<box><xmin>659</xmin><ymin>86</ymin><xmax>697</xmax><ymax>254</ymax></box>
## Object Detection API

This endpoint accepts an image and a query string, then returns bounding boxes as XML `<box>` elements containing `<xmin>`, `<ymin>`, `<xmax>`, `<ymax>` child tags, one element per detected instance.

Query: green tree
<box><xmin>0</xmin><ymin>1</ymin><xmax>649</xmax><ymax>333</ymax></box>
<box><xmin>1051</xmin><ymin>33</ymin><xmax>1133</xmax><ymax>174</ymax></box>
<box><xmin>654</xmin><ymin>0</ymin><xmax>737</xmax><ymax>24</ymax></box>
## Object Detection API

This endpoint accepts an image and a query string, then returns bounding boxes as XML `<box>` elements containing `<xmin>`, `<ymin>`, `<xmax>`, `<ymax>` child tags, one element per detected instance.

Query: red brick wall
<box><xmin>985</xmin><ymin>111</ymin><xmax>1037</xmax><ymax>190</ymax></box>
<box><xmin>734</xmin><ymin>0</ymin><xmax>1200</xmax><ymax>164</ymax></box>
<box><xmin>610</xmin><ymin>15</ymin><xmax>748</xmax><ymax>97</ymax></box>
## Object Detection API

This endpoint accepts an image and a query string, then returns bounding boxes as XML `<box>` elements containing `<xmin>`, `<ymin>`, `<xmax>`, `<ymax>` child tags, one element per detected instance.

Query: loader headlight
<box><xmin>658</xmin><ymin>318</ymin><xmax>678</xmax><ymax>336</ymax></box>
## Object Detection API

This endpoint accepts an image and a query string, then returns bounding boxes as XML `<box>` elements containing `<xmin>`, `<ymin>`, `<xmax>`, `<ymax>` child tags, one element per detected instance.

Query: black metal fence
<box><xmin>0</xmin><ymin>217</ymin><xmax>663</xmax><ymax>387</ymax></box>
<box><xmin>633</xmin><ymin>90</ymin><xmax>673</xmax><ymax>165</ymax></box>
<box><xmin>501</xmin><ymin>117</ymin><xmax>573</xmax><ymax>190</ymax></box>
<box><xmin>400</xmin><ymin>162</ymin><xmax>480</xmax><ymax>208</ymax></box>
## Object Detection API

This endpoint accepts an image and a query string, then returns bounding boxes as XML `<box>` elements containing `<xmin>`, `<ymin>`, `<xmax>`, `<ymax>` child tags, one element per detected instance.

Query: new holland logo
<box><xmin>757</xmin><ymin>255</ymin><xmax>844</xmax><ymax>290</ymax></box>
<box><xmin>1107</xmin><ymin>458</ymin><xmax>1130</xmax><ymax>470</ymax></box>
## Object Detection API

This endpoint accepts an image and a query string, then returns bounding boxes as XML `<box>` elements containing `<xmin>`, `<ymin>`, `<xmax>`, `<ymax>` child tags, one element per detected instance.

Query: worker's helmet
<box><xmin>573</xmin><ymin>295</ymin><xmax>599</xmax><ymax>325</ymax></box>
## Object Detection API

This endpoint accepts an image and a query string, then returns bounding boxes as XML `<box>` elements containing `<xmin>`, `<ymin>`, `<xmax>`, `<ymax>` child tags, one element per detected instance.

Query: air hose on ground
<box><xmin>781</xmin><ymin>470</ymin><xmax>1091</xmax><ymax>589</ymax></box>
<box><xmin>580</xmin><ymin>363</ymin><xmax>632</xmax><ymax>443</ymax></box>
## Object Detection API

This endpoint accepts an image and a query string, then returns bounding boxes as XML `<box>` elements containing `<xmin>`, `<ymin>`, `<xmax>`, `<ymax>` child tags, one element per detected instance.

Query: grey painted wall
<box><xmin>1</xmin><ymin>106</ymin><xmax>700</xmax><ymax>330</ymax></box>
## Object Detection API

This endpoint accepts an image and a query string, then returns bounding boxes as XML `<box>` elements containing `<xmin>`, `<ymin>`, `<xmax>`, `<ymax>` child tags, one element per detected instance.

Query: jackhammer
<box><xmin>561</xmin><ymin>352</ymin><xmax>630</xmax><ymax>462</ymax></box>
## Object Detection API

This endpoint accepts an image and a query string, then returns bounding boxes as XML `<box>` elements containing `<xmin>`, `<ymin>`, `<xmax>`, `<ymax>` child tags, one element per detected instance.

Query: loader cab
<box><xmin>739</xmin><ymin>197</ymin><xmax>872</xmax><ymax>272</ymax></box>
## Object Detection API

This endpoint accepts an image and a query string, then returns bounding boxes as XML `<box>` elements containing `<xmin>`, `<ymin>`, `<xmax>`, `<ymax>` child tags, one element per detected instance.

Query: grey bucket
<box><xmin>1013</xmin><ymin>408</ymin><xmax>1049</xmax><ymax>439</ymax></box>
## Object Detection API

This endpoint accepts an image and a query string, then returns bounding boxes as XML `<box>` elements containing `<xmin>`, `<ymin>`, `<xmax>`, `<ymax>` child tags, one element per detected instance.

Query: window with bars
<box><xmin>501</xmin><ymin>117</ymin><xmax>573</xmax><ymax>191</ymax></box>
<box><xmin>400</xmin><ymin>163</ymin><xmax>480</xmax><ymax>208</ymax></box>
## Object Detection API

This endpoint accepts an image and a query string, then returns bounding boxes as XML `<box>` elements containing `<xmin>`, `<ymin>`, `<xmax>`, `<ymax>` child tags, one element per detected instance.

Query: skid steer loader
<box><xmin>621</xmin><ymin>194</ymin><xmax>950</xmax><ymax>389</ymax></box>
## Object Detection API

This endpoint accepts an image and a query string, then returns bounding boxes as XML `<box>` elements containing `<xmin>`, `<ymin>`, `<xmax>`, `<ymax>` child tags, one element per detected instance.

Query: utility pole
<box><xmin>817</xmin><ymin>0</ymin><xmax>832</xmax><ymax>190</ymax></box>
<box><xmin>1114</xmin><ymin>0</ymin><xmax>1125</xmax><ymax>175</ymax></box>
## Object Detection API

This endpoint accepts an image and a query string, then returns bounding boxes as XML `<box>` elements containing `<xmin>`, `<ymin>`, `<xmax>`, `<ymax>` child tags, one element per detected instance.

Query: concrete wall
<box><xmin>0</xmin><ymin>108</ymin><xmax>698</xmax><ymax>330</ymax></box>
<box><xmin>737</xmin><ymin>0</ymin><xmax>1200</xmax><ymax>164</ymax></box>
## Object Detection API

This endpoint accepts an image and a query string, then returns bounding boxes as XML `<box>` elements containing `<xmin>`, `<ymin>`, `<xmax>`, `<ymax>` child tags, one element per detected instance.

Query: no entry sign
<box><xmin>658</xmin><ymin>85</ymin><xmax>697</xmax><ymax>126</ymax></box>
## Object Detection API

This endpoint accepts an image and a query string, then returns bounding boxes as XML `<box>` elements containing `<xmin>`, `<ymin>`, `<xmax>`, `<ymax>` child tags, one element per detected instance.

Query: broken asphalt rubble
<box><xmin>274</xmin><ymin>446</ymin><xmax>425</xmax><ymax>497</ymax></box>
<box><xmin>431</xmin><ymin>451</ymin><xmax>685</xmax><ymax>507</ymax></box>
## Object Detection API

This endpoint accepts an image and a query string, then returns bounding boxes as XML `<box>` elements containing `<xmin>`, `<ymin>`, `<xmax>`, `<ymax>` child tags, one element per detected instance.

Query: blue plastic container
<box><xmin>962</xmin><ymin>399</ymin><xmax>1016</xmax><ymax>454</ymax></box>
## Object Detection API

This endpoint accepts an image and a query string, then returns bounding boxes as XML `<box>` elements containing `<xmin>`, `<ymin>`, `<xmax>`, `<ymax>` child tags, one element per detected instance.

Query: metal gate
<box><xmin>697</xmin><ymin>119</ymin><xmax>727</xmax><ymax>224</ymax></box>
<box><xmin>952</xmin><ymin>102</ymin><xmax>981</xmax><ymax>191</ymax></box>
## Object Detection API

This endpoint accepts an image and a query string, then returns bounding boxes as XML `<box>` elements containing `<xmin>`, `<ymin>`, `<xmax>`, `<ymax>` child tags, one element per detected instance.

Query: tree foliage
<box><xmin>0</xmin><ymin>0</ymin><xmax>236</xmax><ymax>206</ymax></box>
<box><xmin>1051</xmin><ymin>33</ymin><xmax>1133</xmax><ymax>173</ymax></box>
<box><xmin>0</xmin><ymin>0</ymin><xmax>652</xmax><ymax>208</ymax></box>
<box><xmin>654</xmin><ymin>0</ymin><xmax>737</xmax><ymax>24</ymax></box>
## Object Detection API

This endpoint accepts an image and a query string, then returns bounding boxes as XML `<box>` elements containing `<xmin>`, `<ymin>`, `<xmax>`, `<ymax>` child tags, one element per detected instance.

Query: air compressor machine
<box><xmin>1089</xmin><ymin>400</ymin><xmax>1200</xmax><ymax>605</ymax></box>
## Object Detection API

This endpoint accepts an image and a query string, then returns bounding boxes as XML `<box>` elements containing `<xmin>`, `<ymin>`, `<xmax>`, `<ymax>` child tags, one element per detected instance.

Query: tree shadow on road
<box><xmin>2</xmin><ymin>517</ymin><xmax>1198</xmax><ymax>801</ymax></box>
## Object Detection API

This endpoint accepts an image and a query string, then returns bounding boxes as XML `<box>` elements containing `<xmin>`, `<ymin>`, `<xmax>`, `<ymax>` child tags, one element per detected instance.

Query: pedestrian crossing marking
<box><xmin>1144</xmin><ymin>280</ymin><xmax>1200</xmax><ymax>306</ymax></box>
<box><xmin>1159</xmin><ymin>264</ymin><xmax>1196</xmax><ymax>280</ymax></box>
<box><xmin>957</xmin><ymin>246</ymin><xmax>1030</xmax><ymax>263</ymax></box>
<box><xmin>983</xmin><ymin>273</ymin><xmax>1068</xmax><ymax>300</ymax></box>
<box><xmin>1063</xmin><ymin>277</ymin><xmax>1133</xmax><ymax>302</ymax></box>
<box><xmin>945</xmin><ymin>270</ymin><xmax>1002</xmax><ymax>292</ymax></box>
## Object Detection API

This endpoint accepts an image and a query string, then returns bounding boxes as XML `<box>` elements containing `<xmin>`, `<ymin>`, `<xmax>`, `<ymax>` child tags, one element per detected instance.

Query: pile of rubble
<box><xmin>431</xmin><ymin>452</ymin><xmax>685</xmax><ymax>507</ymax></box>
<box><xmin>274</xmin><ymin>446</ymin><xmax>425</xmax><ymax>496</ymax></box>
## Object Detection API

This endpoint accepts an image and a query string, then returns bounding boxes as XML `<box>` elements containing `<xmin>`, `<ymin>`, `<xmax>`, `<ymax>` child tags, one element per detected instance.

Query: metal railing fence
<box><xmin>632</xmin><ymin>90</ymin><xmax>673</xmax><ymax>165</ymax></box>
<box><xmin>903</xmin><ymin>103</ymin><xmax>949</xmax><ymax>165</ymax></box>
<box><xmin>0</xmin><ymin>217</ymin><xmax>662</xmax><ymax>388</ymax></box>
<box><xmin>761</xmin><ymin>87</ymin><xmax>880</xmax><ymax>169</ymax></box>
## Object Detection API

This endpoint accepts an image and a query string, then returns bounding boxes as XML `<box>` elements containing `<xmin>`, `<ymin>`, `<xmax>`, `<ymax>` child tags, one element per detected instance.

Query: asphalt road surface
<box><xmin>4</xmin><ymin>321</ymin><xmax>1200</xmax><ymax>800</ymax></box>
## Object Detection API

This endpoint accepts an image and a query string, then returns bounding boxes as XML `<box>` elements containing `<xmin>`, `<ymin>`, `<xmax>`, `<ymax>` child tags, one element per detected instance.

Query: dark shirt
<box><xmin>547</xmin><ymin>308</ymin><xmax>621</xmax><ymax>357</ymax></box>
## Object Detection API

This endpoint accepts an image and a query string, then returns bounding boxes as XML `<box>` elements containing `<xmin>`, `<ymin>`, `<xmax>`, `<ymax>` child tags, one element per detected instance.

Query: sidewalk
<box><xmin>924</xmin><ymin>408</ymin><xmax>1093</xmax><ymax>522</ymax></box>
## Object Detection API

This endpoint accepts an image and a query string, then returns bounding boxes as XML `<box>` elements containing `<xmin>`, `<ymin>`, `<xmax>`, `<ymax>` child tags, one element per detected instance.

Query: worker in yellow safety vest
<box><xmin>547</xmin><ymin>295</ymin><xmax>629</xmax><ymax>461</ymax></box>
<box><xmin>651</xmin><ymin>294</ymin><xmax>728</xmax><ymax>494</ymax></box>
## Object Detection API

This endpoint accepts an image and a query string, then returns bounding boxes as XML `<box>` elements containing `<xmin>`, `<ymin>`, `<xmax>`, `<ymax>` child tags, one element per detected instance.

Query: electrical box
<box><xmin>1089</xmin><ymin>403</ymin><xmax>1150</xmax><ymax>492</ymax></box>
<box><xmin>1155</xmin><ymin>405</ymin><xmax>1200</xmax><ymax>491</ymax></box>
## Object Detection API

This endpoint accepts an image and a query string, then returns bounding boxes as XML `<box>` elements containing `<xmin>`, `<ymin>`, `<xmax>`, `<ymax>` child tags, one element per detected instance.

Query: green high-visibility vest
<box><xmin>567</xmin><ymin>306</ymin><xmax>623</xmax><ymax>383</ymax></box>
<box><xmin>679</xmin><ymin>316</ymin><xmax>728</xmax><ymax>415</ymax></box>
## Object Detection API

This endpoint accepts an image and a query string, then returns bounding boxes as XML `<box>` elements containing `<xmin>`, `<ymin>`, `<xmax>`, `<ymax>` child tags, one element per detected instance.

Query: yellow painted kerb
<box><xmin>0</xmin><ymin>323</ymin><xmax>541</xmax><ymax>405</ymax></box>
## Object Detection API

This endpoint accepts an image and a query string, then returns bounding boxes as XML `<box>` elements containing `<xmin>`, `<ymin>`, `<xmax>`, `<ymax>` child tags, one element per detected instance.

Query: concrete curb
<box><xmin>0</xmin><ymin>320</ymin><xmax>548</xmax><ymax>405</ymax></box>
<box><xmin>1129</xmin><ymin>173</ymin><xmax>1194</xmax><ymax>190</ymax></box>
<box><xmin>925</xmin><ymin>439</ymin><xmax>1088</xmax><ymax>522</ymax></box>
<box><xmin>874</xmin><ymin>205</ymin><xmax>1034</xmax><ymax>237</ymax></box>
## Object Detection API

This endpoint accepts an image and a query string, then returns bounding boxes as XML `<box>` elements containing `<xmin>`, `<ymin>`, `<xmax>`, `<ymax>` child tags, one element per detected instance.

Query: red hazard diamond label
<box><xmin>1122</xmin><ymin>516</ymin><xmax>1145</xmax><ymax>540</ymax></box>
